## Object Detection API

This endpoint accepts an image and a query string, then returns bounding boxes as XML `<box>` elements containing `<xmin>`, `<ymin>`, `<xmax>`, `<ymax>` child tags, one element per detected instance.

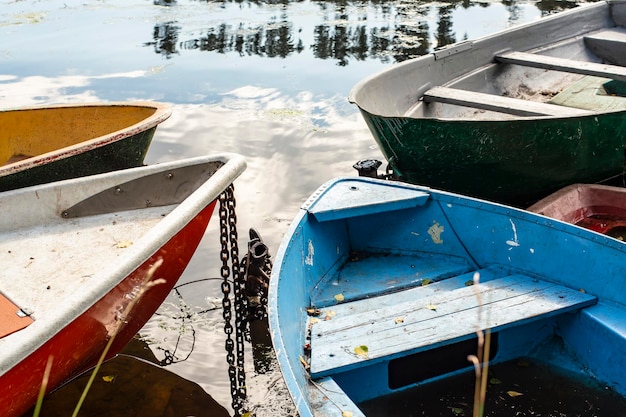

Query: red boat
<box><xmin>528</xmin><ymin>183</ymin><xmax>626</xmax><ymax>240</ymax></box>
<box><xmin>0</xmin><ymin>153</ymin><xmax>246</xmax><ymax>417</ymax></box>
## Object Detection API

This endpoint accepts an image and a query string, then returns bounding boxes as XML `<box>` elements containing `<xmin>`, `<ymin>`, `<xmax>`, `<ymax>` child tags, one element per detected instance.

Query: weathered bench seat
<box><xmin>423</xmin><ymin>86</ymin><xmax>591</xmax><ymax>117</ymax></box>
<box><xmin>310</xmin><ymin>271</ymin><xmax>597</xmax><ymax>378</ymax></box>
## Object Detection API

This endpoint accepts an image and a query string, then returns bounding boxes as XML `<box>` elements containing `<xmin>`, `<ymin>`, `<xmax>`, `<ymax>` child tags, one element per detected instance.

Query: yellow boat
<box><xmin>0</xmin><ymin>101</ymin><xmax>171</xmax><ymax>191</ymax></box>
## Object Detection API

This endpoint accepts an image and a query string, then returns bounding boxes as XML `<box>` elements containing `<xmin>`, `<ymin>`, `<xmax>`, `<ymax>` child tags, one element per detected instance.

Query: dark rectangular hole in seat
<box><xmin>388</xmin><ymin>333</ymin><xmax>499</xmax><ymax>389</ymax></box>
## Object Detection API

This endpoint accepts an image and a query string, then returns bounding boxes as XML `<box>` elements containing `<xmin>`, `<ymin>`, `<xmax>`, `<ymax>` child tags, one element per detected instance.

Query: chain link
<box><xmin>219</xmin><ymin>186</ymin><xmax>274</xmax><ymax>416</ymax></box>
<box><xmin>219</xmin><ymin>185</ymin><xmax>248</xmax><ymax>416</ymax></box>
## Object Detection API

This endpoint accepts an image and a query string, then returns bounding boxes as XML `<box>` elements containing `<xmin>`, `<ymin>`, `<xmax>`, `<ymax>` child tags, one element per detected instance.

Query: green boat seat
<box><xmin>495</xmin><ymin>51</ymin><xmax>626</xmax><ymax>82</ymax></box>
<box><xmin>423</xmin><ymin>86</ymin><xmax>591</xmax><ymax>117</ymax></box>
<box><xmin>584</xmin><ymin>27</ymin><xmax>626</xmax><ymax>67</ymax></box>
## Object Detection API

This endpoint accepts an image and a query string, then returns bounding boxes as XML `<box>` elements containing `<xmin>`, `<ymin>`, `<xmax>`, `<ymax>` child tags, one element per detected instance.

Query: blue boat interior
<box><xmin>280</xmin><ymin>178</ymin><xmax>626</xmax><ymax>415</ymax></box>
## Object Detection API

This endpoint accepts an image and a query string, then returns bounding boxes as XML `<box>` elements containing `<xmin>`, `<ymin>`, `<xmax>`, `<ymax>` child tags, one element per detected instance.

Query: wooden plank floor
<box><xmin>310</xmin><ymin>273</ymin><xmax>597</xmax><ymax>377</ymax></box>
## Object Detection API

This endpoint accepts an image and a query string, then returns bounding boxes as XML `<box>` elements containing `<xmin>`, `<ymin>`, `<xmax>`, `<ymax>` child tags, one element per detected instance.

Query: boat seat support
<box><xmin>309</xmin><ymin>274</ymin><xmax>597</xmax><ymax>377</ymax></box>
<box><xmin>309</xmin><ymin>377</ymin><xmax>366</xmax><ymax>417</ymax></box>
<box><xmin>495</xmin><ymin>51</ymin><xmax>626</xmax><ymax>82</ymax></box>
<box><xmin>423</xmin><ymin>86</ymin><xmax>591</xmax><ymax>117</ymax></box>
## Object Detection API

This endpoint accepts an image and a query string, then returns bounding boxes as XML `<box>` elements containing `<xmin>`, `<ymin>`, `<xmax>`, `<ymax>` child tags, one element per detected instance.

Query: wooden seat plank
<box><xmin>495</xmin><ymin>51</ymin><xmax>626</xmax><ymax>82</ymax></box>
<box><xmin>423</xmin><ymin>86</ymin><xmax>590</xmax><ymax>117</ymax></box>
<box><xmin>317</xmin><ymin>265</ymin><xmax>508</xmax><ymax>320</ymax></box>
<box><xmin>310</xmin><ymin>275</ymin><xmax>596</xmax><ymax>377</ymax></box>
<box><xmin>584</xmin><ymin>28</ymin><xmax>626</xmax><ymax>67</ymax></box>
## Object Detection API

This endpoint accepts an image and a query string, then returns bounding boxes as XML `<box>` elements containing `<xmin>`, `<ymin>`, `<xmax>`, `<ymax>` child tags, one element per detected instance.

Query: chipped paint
<box><xmin>305</xmin><ymin>239</ymin><xmax>315</xmax><ymax>265</ymax></box>
<box><xmin>506</xmin><ymin>218</ymin><xmax>520</xmax><ymax>248</ymax></box>
<box><xmin>428</xmin><ymin>221</ymin><xmax>444</xmax><ymax>244</ymax></box>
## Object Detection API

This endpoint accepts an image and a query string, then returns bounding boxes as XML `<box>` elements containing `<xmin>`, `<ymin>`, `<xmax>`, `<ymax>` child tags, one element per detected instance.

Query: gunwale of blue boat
<box><xmin>269</xmin><ymin>177</ymin><xmax>626</xmax><ymax>416</ymax></box>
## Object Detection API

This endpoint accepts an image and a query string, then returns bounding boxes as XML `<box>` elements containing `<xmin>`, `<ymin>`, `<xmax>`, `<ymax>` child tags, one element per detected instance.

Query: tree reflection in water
<box><xmin>144</xmin><ymin>0</ymin><xmax>584</xmax><ymax>65</ymax></box>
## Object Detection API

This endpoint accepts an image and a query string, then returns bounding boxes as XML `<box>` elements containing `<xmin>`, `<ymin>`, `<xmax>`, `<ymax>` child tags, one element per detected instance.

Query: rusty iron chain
<box><xmin>219</xmin><ymin>184</ymin><xmax>248</xmax><ymax>416</ymax></box>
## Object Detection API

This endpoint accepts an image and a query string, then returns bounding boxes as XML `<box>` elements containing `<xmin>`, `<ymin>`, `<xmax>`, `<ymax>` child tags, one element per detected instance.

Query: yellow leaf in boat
<box><xmin>299</xmin><ymin>355</ymin><xmax>310</xmax><ymax>370</ymax></box>
<box><xmin>310</xmin><ymin>317</ymin><xmax>319</xmax><ymax>324</ymax></box>
<box><xmin>465</xmin><ymin>280</ymin><xmax>474</xmax><ymax>286</ymax></box>
<box><xmin>507</xmin><ymin>390</ymin><xmax>523</xmax><ymax>397</ymax></box>
<box><xmin>421</xmin><ymin>279</ymin><xmax>432</xmax><ymax>286</ymax></box>
<box><xmin>116</xmin><ymin>240</ymin><xmax>133</xmax><ymax>248</ymax></box>
<box><xmin>427</xmin><ymin>303</ymin><xmax>437</xmax><ymax>311</ymax></box>
<box><xmin>334</xmin><ymin>293</ymin><xmax>345</xmax><ymax>302</ymax></box>
<box><xmin>102</xmin><ymin>375</ymin><xmax>115</xmax><ymax>383</ymax></box>
<box><xmin>342</xmin><ymin>412</ymin><xmax>353</xmax><ymax>417</ymax></box>
<box><xmin>354</xmin><ymin>345</ymin><xmax>369</xmax><ymax>358</ymax></box>
<box><xmin>394</xmin><ymin>317</ymin><xmax>404</xmax><ymax>324</ymax></box>
<box><xmin>306</xmin><ymin>308</ymin><xmax>321</xmax><ymax>316</ymax></box>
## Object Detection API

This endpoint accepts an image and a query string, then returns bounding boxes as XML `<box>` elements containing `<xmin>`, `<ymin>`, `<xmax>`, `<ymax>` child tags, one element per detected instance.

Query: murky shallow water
<box><xmin>0</xmin><ymin>0</ymin><xmax>589</xmax><ymax>415</ymax></box>
<box><xmin>359</xmin><ymin>357</ymin><xmax>626</xmax><ymax>417</ymax></box>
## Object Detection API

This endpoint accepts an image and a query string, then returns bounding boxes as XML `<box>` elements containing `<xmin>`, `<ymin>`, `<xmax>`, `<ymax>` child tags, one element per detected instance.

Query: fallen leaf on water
<box><xmin>449</xmin><ymin>407</ymin><xmax>464</xmax><ymax>416</ymax></box>
<box><xmin>507</xmin><ymin>390</ymin><xmax>523</xmax><ymax>397</ymax></box>
<box><xmin>334</xmin><ymin>293</ymin><xmax>345</xmax><ymax>302</ymax></box>
<box><xmin>354</xmin><ymin>345</ymin><xmax>369</xmax><ymax>358</ymax></box>
<box><xmin>102</xmin><ymin>375</ymin><xmax>115</xmax><ymax>383</ymax></box>
<box><xmin>116</xmin><ymin>240</ymin><xmax>133</xmax><ymax>248</ymax></box>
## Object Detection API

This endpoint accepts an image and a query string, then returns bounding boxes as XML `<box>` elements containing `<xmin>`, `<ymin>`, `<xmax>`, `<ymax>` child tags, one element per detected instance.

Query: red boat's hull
<box><xmin>528</xmin><ymin>183</ymin><xmax>626</xmax><ymax>239</ymax></box>
<box><xmin>0</xmin><ymin>203</ymin><xmax>216</xmax><ymax>417</ymax></box>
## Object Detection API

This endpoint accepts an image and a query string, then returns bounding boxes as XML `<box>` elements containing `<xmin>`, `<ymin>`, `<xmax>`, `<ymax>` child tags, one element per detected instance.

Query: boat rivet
<box><xmin>16</xmin><ymin>308</ymin><xmax>33</xmax><ymax>317</ymax></box>
<box><xmin>61</xmin><ymin>211</ymin><xmax>69</xmax><ymax>218</ymax></box>
<box><xmin>115</xmin><ymin>187</ymin><xmax>122</xmax><ymax>194</ymax></box>
<box><xmin>166</xmin><ymin>172</ymin><xmax>174</xmax><ymax>180</ymax></box>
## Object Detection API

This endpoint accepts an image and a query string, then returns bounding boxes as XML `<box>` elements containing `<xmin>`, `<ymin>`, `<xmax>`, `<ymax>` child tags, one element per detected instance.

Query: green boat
<box><xmin>0</xmin><ymin>101</ymin><xmax>171</xmax><ymax>192</ymax></box>
<box><xmin>349</xmin><ymin>1</ymin><xmax>626</xmax><ymax>207</ymax></box>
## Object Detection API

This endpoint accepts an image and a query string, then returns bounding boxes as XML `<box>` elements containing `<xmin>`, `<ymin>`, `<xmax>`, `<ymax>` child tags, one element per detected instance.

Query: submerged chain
<box><xmin>219</xmin><ymin>185</ymin><xmax>248</xmax><ymax>416</ymax></box>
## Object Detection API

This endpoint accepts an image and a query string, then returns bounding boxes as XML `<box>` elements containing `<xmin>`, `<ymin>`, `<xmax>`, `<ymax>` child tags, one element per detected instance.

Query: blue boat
<box><xmin>268</xmin><ymin>177</ymin><xmax>626</xmax><ymax>416</ymax></box>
